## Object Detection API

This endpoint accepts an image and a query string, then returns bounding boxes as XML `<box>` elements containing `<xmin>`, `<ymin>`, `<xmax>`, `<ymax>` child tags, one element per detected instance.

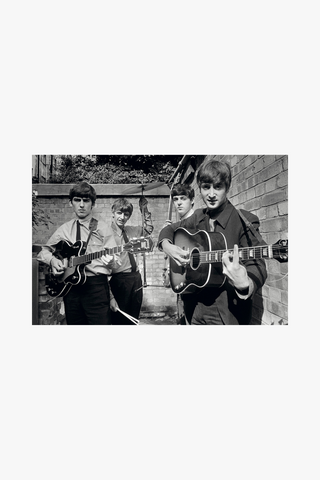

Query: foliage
<box><xmin>52</xmin><ymin>155</ymin><xmax>181</xmax><ymax>184</ymax></box>
<box><xmin>32</xmin><ymin>191</ymin><xmax>52</xmax><ymax>229</ymax></box>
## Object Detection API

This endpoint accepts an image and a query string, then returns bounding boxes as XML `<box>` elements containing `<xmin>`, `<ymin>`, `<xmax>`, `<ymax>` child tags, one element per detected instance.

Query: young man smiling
<box><xmin>158</xmin><ymin>158</ymin><xmax>267</xmax><ymax>325</ymax></box>
<box><xmin>37</xmin><ymin>182</ymin><xmax>118</xmax><ymax>325</ymax></box>
<box><xmin>109</xmin><ymin>197</ymin><xmax>153</xmax><ymax>325</ymax></box>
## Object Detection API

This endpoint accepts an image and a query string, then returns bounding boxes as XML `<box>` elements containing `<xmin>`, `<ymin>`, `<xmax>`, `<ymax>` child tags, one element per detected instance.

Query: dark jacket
<box><xmin>158</xmin><ymin>200</ymin><xmax>267</xmax><ymax>325</ymax></box>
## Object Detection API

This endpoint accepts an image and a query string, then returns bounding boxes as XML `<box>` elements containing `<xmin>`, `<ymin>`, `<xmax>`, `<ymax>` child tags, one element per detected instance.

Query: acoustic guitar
<box><xmin>46</xmin><ymin>236</ymin><xmax>154</xmax><ymax>298</ymax></box>
<box><xmin>169</xmin><ymin>227</ymin><xmax>288</xmax><ymax>294</ymax></box>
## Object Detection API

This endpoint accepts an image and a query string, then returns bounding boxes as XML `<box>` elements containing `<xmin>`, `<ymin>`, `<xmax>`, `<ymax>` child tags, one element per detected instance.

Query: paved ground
<box><xmin>138</xmin><ymin>312</ymin><xmax>177</xmax><ymax>325</ymax></box>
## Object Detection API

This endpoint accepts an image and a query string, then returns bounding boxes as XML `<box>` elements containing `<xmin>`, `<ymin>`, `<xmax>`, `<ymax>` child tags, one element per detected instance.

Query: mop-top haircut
<box><xmin>196</xmin><ymin>158</ymin><xmax>232</xmax><ymax>192</ymax></box>
<box><xmin>111</xmin><ymin>198</ymin><xmax>134</xmax><ymax>217</ymax></box>
<box><xmin>69</xmin><ymin>182</ymin><xmax>97</xmax><ymax>205</ymax></box>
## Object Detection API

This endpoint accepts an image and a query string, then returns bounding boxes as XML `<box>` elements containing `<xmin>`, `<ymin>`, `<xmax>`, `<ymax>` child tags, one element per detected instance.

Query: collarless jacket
<box><xmin>158</xmin><ymin>201</ymin><xmax>267</xmax><ymax>325</ymax></box>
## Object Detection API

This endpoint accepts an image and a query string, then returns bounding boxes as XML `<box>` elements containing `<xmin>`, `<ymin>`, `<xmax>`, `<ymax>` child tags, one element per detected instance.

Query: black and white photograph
<box><xmin>2</xmin><ymin>0</ymin><xmax>319</xmax><ymax>479</ymax></box>
<box><xmin>32</xmin><ymin>154</ymin><xmax>288</xmax><ymax>326</ymax></box>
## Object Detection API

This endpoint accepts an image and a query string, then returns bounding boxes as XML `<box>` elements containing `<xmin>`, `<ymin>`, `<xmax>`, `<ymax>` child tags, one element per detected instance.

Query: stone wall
<box><xmin>32</xmin><ymin>155</ymin><xmax>288</xmax><ymax>326</ymax></box>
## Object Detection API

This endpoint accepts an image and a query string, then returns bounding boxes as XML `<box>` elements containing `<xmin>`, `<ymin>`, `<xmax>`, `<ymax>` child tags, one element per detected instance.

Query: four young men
<box><xmin>38</xmin><ymin>157</ymin><xmax>267</xmax><ymax>325</ymax></box>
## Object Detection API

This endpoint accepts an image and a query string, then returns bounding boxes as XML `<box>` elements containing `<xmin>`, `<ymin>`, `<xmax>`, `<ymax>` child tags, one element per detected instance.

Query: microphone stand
<box><xmin>140</xmin><ymin>184</ymin><xmax>148</xmax><ymax>289</ymax></box>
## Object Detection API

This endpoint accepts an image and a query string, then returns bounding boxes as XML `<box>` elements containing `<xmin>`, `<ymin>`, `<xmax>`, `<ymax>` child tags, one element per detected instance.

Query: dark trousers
<box><xmin>64</xmin><ymin>275</ymin><xmax>111</xmax><ymax>325</ymax></box>
<box><xmin>183</xmin><ymin>294</ymin><xmax>225</xmax><ymax>325</ymax></box>
<box><xmin>109</xmin><ymin>271</ymin><xmax>143</xmax><ymax>325</ymax></box>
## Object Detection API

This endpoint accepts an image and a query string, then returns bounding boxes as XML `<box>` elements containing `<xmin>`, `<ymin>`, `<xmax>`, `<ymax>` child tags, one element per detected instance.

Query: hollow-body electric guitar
<box><xmin>169</xmin><ymin>227</ymin><xmax>288</xmax><ymax>294</ymax></box>
<box><xmin>46</xmin><ymin>236</ymin><xmax>154</xmax><ymax>298</ymax></box>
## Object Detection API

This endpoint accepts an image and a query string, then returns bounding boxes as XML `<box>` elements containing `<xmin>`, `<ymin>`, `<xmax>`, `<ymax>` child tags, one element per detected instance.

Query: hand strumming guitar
<box><xmin>50</xmin><ymin>257</ymin><xmax>66</xmax><ymax>276</ymax></box>
<box><xmin>161</xmin><ymin>239</ymin><xmax>190</xmax><ymax>267</ymax></box>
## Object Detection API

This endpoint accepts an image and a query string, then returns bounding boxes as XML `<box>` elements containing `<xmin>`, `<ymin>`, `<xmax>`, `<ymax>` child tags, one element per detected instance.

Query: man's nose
<box><xmin>209</xmin><ymin>187</ymin><xmax>216</xmax><ymax>197</ymax></box>
<box><xmin>79</xmin><ymin>199</ymin><xmax>85</xmax><ymax>207</ymax></box>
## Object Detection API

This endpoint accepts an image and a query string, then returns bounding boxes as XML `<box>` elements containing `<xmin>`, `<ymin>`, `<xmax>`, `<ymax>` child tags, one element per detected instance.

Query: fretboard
<box><xmin>72</xmin><ymin>245</ymin><xmax>125</xmax><ymax>266</ymax></box>
<box><xmin>196</xmin><ymin>244</ymin><xmax>277</xmax><ymax>263</ymax></box>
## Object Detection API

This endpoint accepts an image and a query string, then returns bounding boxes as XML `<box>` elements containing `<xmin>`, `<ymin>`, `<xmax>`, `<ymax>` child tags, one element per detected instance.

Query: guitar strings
<box><xmin>191</xmin><ymin>245</ymin><xmax>287</xmax><ymax>262</ymax></box>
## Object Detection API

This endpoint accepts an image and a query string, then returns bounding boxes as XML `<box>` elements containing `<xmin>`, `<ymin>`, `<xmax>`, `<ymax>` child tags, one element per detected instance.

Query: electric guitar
<box><xmin>46</xmin><ymin>236</ymin><xmax>154</xmax><ymax>298</ymax></box>
<box><xmin>169</xmin><ymin>227</ymin><xmax>288</xmax><ymax>294</ymax></box>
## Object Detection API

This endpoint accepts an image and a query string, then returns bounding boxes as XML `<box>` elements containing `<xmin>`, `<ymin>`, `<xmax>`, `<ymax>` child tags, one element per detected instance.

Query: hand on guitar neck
<box><xmin>221</xmin><ymin>244</ymin><xmax>250</xmax><ymax>292</ymax></box>
<box><xmin>50</xmin><ymin>251</ymin><xmax>115</xmax><ymax>277</ymax></box>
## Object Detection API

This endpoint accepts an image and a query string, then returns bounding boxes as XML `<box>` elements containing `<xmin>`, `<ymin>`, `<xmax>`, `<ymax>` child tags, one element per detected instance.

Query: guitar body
<box><xmin>169</xmin><ymin>228</ymin><xmax>288</xmax><ymax>294</ymax></box>
<box><xmin>45</xmin><ymin>236</ymin><xmax>154</xmax><ymax>298</ymax></box>
<box><xmin>170</xmin><ymin>228</ymin><xmax>227</xmax><ymax>294</ymax></box>
<box><xmin>46</xmin><ymin>240</ymin><xmax>88</xmax><ymax>297</ymax></box>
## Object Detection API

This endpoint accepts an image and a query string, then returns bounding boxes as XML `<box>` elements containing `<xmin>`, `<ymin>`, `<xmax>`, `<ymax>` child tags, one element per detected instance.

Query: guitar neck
<box><xmin>72</xmin><ymin>245</ymin><xmax>126</xmax><ymax>266</ymax></box>
<box><xmin>201</xmin><ymin>244</ymin><xmax>277</xmax><ymax>263</ymax></box>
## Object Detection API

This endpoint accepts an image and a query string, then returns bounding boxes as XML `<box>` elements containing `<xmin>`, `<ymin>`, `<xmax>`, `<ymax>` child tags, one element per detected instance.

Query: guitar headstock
<box><xmin>124</xmin><ymin>236</ymin><xmax>154</xmax><ymax>253</ymax></box>
<box><xmin>272</xmin><ymin>239</ymin><xmax>288</xmax><ymax>262</ymax></box>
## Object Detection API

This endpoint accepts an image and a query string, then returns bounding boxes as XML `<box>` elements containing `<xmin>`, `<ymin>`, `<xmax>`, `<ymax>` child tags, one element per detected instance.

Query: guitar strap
<box><xmin>77</xmin><ymin>218</ymin><xmax>98</xmax><ymax>249</ymax></box>
<box><xmin>236</xmin><ymin>208</ymin><xmax>266</xmax><ymax>245</ymax></box>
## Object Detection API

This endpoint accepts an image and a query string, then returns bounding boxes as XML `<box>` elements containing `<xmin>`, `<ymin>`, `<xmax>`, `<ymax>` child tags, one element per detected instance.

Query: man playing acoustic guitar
<box><xmin>162</xmin><ymin>183</ymin><xmax>195</xmax><ymax>324</ymax></box>
<box><xmin>37</xmin><ymin>182</ymin><xmax>119</xmax><ymax>325</ymax></box>
<box><xmin>158</xmin><ymin>158</ymin><xmax>268</xmax><ymax>325</ymax></box>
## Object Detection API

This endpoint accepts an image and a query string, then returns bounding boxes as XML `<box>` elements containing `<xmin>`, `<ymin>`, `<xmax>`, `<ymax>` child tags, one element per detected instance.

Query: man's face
<box><xmin>172</xmin><ymin>195</ymin><xmax>193</xmax><ymax>219</ymax></box>
<box><xmin>113</xmin><ymin>210</ymin><xmax>131</xmax><ymax>228</ymax></box>
<box><xmin>200</xmin><ymin>182</ymin><xmax>228</xmax><ymax>211</ymax></box>
<box><xmin>70</xmin><ymin>196</ymin><xmax>93</xmax><ymax>219</ymax></box>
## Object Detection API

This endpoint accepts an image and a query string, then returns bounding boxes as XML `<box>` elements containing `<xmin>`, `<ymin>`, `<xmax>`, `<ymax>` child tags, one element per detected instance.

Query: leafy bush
<box><xmin>52</xmin><ymin>155</ymin><xmax>181</xmax><ymax>184</ymax></box>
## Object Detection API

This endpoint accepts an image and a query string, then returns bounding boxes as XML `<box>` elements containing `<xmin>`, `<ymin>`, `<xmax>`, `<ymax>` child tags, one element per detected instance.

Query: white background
<box><xmin>1</xmin><ymin>1</ymin><xmax>319</xmax><ymax>479</ymax></box>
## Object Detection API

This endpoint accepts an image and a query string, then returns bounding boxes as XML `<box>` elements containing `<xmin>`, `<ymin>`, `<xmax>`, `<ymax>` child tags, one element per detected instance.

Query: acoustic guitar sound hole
<box><xmin>190</xmin><ymin>248</ymin><xmax>200</xmax><ymax>270</ymax></box>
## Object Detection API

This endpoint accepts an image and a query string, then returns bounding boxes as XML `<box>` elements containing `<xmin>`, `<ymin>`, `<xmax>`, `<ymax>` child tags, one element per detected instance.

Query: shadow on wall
<box><xmin>251</xmin><ymin>291</ymin><xmax>264</xmax><ymax>325</ymax></box>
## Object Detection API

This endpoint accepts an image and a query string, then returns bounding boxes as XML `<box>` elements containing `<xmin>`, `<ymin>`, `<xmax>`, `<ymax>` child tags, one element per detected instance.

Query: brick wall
<box><xmin>32</xmin><ymin>184</ymin><xmax>177</xmax><ymax>324</ymax></box>
<box><xmin>32</xmin><ymin>156</ymin><xmax>288</xmax><ymax>326</ymax></box>
<box><xmin>179</xmin><ymin>155</ymin><xmax>288</xmax><ymax>325</ymax></box>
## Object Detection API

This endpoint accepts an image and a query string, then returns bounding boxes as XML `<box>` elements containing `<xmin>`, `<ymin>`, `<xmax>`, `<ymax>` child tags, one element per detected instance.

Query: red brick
<box><xmin>266</xmin><ymin>159</ymin><xmax>283</xmax><ymax>178</ymax></box>
<box><xmin>269</xmin><ymin>286</ymin><xmax>282</xmax><ymax>303</ymax></box>
<box><xmin>277</xmin><ymin>171</ymin><xmax>288</xmax><ymax>188</ymax></box>
<box><xmin>267</xmin><ymin>260</ymin><xmax>281</xmax><ymax>274</ymax></box>
<box><xmin>263</xmin><ymin>155</ymin><xmax>276</xmax><ymax>167</ymax></box>
<box><xmin>246</xmin><ymin>187</ymin><xmax>255</xmax><ymax>200</ymax></box>
<box><xmin>260</xmin><ymin>216</ymin><xmax>287</xmax><ymax>233</ymax></box>
<box><xmin>254</xmin><ymin>158</ymin><xmax>265</xmax><ymax>173</ymax></box>
<box><xmin>281</xmin><ymin>290</ymin><xmax>288</xmax><ymax>305</ymax></box>
<box><xmin>244</xmin><ymin>197</ymin><xmax>262</xmax><ymax>211</ymax></box>
<box><xmin>261</xmin><ymin>189</ymin><xmax>287</xmax><ymax>206</ymax></box>
<box><xmin>278</xmin><ymin>201</ymin><xmax>288</xmax><ymax>215</ymax></box>
<box><xmin>255</xmin><ymin>183</ymin><xmax>265</xmax><ymax>197</ymax></box>
<box><xmin>266</xmin><ymin>204</ymin><xmax>278</xmax><ymax>218</ymax></box>
<box><xmin>265</xmin><ymin>177</ymin><xmax>277</xmax><ymax>193</ymax></box>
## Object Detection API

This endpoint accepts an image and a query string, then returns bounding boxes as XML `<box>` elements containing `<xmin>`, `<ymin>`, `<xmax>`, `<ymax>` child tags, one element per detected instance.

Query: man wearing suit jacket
<box><xmin>158</xmin><ymin>158</ymin><xmax>267</xmax><ymax>325</ymax></box>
